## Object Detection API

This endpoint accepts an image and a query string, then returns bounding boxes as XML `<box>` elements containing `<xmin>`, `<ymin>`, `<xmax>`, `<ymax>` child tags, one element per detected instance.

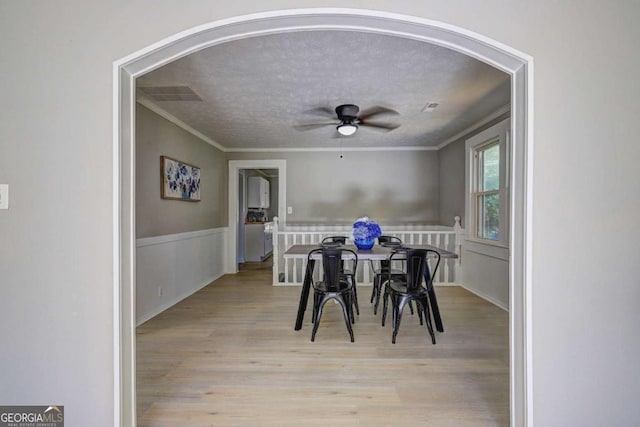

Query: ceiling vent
<box><xmin>138</xmin><ymin>86</ymin><xmax>203</xmax><ymax>102</ymax></box>
<box><xmin>422</xmin><ymin>102</ymin><xmax>439</xmax><ymax>113</ymax></box>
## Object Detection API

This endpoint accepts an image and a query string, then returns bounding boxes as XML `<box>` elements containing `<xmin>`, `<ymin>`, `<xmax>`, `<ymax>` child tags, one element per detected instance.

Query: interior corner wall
<box><xmin>438</xmin><ymin>112</ymin><xmax>511</xmax><ymax>228</ymax></box>
<box><xmin>227</xmin><ymin>150</ymin><xmax>440</xmax><ymax>225</ymax></box>
<box><xmin>135</xmin><ymin>103</ymin><xmax>228</xmax><ymax>238</ymax></box>
<box><xmin>437</xmin><ymin>139</ymin><xmax>466</xmax><ymax>227</ymax></box>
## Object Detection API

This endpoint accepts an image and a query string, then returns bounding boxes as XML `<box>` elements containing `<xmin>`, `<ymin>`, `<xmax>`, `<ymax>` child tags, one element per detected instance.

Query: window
<box><xmin>466</xmin><ymin>118</ymin><xmax>510</xmax><ymax>247</ymax></box>
<box><xmin>475</xmin><ymin>141</ymin><xmax>500</xmax><ymax>240</ymax></box>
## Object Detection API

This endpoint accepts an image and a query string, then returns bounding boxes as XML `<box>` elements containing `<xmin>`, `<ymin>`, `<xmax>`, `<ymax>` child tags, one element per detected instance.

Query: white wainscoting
<box><xmin>460</xmin><ymin>244</ymin><xmax>509</xmax><ymax>311</ymax></box>
<box><xmin>136</xmin><ymin>227</ymin><xmax>227</xmax><ymax>325</ymax></box>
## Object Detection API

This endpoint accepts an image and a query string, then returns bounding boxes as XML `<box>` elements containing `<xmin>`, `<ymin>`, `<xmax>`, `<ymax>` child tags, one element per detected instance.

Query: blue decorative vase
<box><xmin>354</xmin><ymin>238</ymin><xmax>375</xmax><ymax>250</ymax></box>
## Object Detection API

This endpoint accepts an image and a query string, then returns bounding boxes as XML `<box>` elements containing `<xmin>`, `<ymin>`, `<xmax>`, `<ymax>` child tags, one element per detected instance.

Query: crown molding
<box><xmin>436</xmin><ymin>104</ymin><xmax>511</xmax><ymax>150</ymax></box>
<box><xmin>137</xmin><ymin>97</ymin><xmax>509</xmax><ymax>154</ymax></box>
<box><xmin>136</xmin><ymin>96</ymin><xmax>227</xmax><ymax>152</ymax></box>
<box><xmin>226</xmin><ymin>145</ymin><xmax>439</xmax><ymax>153</ymax></box>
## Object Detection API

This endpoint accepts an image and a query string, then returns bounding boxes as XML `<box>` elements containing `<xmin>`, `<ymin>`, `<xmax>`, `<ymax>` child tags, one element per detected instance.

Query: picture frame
<box><xmin>161</xmin><ymin>156</ymin><xmax>201</xmax><ymax>201</ymax></box>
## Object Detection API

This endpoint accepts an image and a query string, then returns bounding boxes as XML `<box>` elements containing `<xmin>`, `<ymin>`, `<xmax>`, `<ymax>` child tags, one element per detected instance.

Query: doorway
<box><xmin>237</xmin><ymin>168</ymin><xmax>280</xmax><ymax>268</ymax></box>
<box><xmin>228</xmin><ymin>160</ymin><xmax>286</xmax><ymax>273</ymax></box>
<box><xmin>114</xmin><ymin>9</ymin><xmax>532</xmax><ymax>426</ymax></box>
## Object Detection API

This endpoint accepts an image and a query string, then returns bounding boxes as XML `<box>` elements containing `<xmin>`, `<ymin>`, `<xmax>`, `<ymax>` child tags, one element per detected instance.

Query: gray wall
<box><xmin>136</xmin><ymin>104</ymin><xmax>227</xmax><ymax>237</ymax></box>
<box><xmin>438</xmin><ymin>113</ymin><xmax>511</xmax><ymax>228</ymax></box>
<box><xmin>229</xmin><ymin>150</ymin><xmax>440</xmax><ymax>225</ymax></box>
<box><xmin>438</xmin><ymin>139</ymin><xmax>466</xmax><ymax>227</ymax></box>
<box><xmin>2</xmin><ymin>3</ymin><xmax>640</xmax><ymax>426</ymax></box>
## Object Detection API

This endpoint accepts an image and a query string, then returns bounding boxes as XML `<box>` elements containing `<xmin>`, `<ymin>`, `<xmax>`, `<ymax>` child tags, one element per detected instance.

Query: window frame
<box><xmin>465</xmin><ymin>117</ymin><xmax>510</xmax><ymax>249</ymax></box>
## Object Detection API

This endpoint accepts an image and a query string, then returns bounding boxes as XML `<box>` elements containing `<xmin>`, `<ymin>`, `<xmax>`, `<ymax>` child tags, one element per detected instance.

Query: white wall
<box><xmin>2</xmin><ymin>2</ymin><xmax>640</xmax><ymax>426</ymax></box>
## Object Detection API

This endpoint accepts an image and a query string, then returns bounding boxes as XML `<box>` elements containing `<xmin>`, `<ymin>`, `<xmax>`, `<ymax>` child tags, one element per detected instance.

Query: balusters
<box><xmin>271</xmin><ymin>219</ymin><xmax>464</xmax><ymax>286</ymax></box>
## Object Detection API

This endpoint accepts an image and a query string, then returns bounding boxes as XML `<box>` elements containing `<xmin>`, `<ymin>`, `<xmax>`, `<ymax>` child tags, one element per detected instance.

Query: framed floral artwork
<box><xmin>161</xmin><ymin>156</ymin><xmax>201</xmax><ymax>201</ymax></box>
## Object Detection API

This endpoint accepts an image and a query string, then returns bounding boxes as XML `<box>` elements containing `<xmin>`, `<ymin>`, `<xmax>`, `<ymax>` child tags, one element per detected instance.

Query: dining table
<box><xmin>285</xmin><ymin>243</ymin><xmax>458</xmax><ymax>333</ymax></box>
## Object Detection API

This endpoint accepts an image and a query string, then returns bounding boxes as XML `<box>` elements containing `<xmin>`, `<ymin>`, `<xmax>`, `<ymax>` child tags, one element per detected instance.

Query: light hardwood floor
<box><xmin>137</xmin><ymin>265</ymin><xmax>509</xmax><ymax>426</ymax></box>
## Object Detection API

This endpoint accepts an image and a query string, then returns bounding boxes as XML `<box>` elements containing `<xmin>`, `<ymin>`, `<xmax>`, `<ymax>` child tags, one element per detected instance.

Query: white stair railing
<box><xmin>271</xmin><ymin>217</ymin><xmax>463</xmax><ymax>286</ymax></box>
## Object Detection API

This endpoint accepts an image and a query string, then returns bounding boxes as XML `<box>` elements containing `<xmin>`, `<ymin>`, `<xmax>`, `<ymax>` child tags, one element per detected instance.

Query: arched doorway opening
<box><xmin>114</xmin><ymin>9</ymin><xmax>533</xmax><ymax>426</ymax></box>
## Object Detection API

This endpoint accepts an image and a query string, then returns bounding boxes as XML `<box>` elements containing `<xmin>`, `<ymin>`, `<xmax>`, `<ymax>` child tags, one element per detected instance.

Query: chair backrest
<box><xmin>390</xmin><ymin>249</ymin><xmax>427</xmax><ymax>292</ymax></box>
<box><xmin>308</xmin><ymin>247</ymin><xmax>358</xmax><ymax>289</ymax></box>
<box><xmin>378</xmin><ymin>235</ymin><xmax>402</xmax><ymax>245</ymax></box>
<box><xmin>322</xmin><ymin>236</ymin><xmax>347</xmax><ymax>246</ymax></box>
<box><xmin>378</xmin><ymin>235</ymin><xmax>403</xmax><ymax>271</ymax></box>
<box><xmin>389</xmin><ymin>248</ymin><xmax>441</xmax><ymax>291</ymax></box>
<box><xmin>321</xmin><ymin>247</ymin><xmax>343</xmax><ymax>289</ymax></box>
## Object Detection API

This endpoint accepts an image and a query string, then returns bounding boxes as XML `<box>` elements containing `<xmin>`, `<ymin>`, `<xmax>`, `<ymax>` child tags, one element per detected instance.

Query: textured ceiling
<box><xmin>137</xmin><ymin>30</ymin><xmax>510</xmax><ymax>151</ymax></box>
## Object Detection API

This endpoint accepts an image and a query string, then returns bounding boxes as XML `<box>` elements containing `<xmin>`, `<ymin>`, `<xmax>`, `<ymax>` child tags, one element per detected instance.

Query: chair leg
<box><xmin>337</xmin><ymin>295</ymin><xmax>355</xmax><ymax>342</ymax></box>
<box><xmin>311</xmin><ymin>295</ymin><xmax>330</xmax><ymax>342</ymax></box>
<box><xmin>381</xmin><ymin>283</ymin><xmax>390</xmax><ymax>326</ymax></box>
<box><xmin>311</xmin><ymin>292</ymin><xmax>318</xmax><ymax>324</ymax></box>
<box><xmin>347</xmin><ymin>291</ymin><xmax>355</xmax><ymax>324</ymax></box>
<box><xmin>392</xmin><ymin>294</ymin><xmax>407</xmax><ymax>344</ymax></box>
<box><xmin>414</xmin><ymin>300</ymin><xmax>424</xmax><ymax>325</ymax></box>
<box><xmin>350</xmin><ymin>275</ymin><xmax>360</xmax><ymax>316</ymax></box>
<box><xmin>370</xmin><ymin>274</ymin><xmax>378</xmax><ymax>303</ymax></box>
<box><xmin>311</xmin><ymin>294</ymin><xmax>355</xmax><ymax>343</ymax></box>
<box><xmin>374</xmin><ymin>278</ymin><xmax>388</xmax><ymax>315</ymax></box>
<box><xmin>391</xmin><ymin>294</ymin><xmax>399</xmax><ymax>333</ymax></box>
<box><xmin>420</xmin><ymin>298</ymin><xmax>436</xmax><ymax>344</ymax></box>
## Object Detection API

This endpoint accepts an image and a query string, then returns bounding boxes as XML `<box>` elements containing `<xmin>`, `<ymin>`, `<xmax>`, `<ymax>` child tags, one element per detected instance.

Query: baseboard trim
<box><xmin>136</xmin><ymin>272</ymin><xmax>223</xmax><ymax>326</ymax></box>
<box><xmin>460</xmin><ymin>285</ymin><xmax>509</xmax><ymax>311</ymax></box>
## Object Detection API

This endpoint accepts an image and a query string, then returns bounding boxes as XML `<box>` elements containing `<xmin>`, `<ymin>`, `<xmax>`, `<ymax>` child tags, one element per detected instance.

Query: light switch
<box><xmin>0</xmin><ymin>184</ymin><xmax>8</xmax><ymax>210</ymax></box>
<box><xmin>287</xmin><ymin>206</ymin><xmax>293</xmax><ymax>214</ymax></box>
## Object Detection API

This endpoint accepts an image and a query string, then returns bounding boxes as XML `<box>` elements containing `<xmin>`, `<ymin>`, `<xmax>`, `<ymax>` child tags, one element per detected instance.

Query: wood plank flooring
<box><xmin>136</xmin><ymin>266</ymin><xmax>509</xmax><ymax>426</ymax></box>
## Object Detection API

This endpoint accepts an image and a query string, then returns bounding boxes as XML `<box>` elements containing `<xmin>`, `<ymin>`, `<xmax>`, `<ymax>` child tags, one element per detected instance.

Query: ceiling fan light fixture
<box><xmin>337</xmin><ymin>123</ymin><xmax>358</xmax><ymax>136</ymax></box>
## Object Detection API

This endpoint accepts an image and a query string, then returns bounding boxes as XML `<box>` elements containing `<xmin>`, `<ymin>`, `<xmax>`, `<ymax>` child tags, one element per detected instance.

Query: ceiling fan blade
<box><xmin>303</xmin><ymin>107</ymin><xmax>336</xmax><ymax>118</ymax></box>
<box><xmin>359</xmin><ymin>122</ymin><xmax>400</xmax><ymax>131</ymax></box>
<box><xmin>359</xmin><ymin>106</ymin><xmax>399</xmax><ymax>121</ymax></box>
<box><xmin>293</xmin><ymin>122</ymin><xmax>336</xmax><ymax>131</ymax></box>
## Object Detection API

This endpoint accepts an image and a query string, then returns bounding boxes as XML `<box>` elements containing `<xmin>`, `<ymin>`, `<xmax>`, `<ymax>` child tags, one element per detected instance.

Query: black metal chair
<box><xmin>370</xmin><ymin>235</ymin><xmax>405</xmax><ymax>314</ymax></box>
<box><xmin>381</xmin><ymin>248</ymin><xmax>441</xmax><ymax>344</ymax></box>
<box><xmin>309</xmin><ymin>247</ymin><xmax>358</xmax><ymax>342</ymax></box>
<box><xmin>321</xmin><ymin>235</ymin><xmax>348</xmax><ymax>244</ymax></box>
<box><xmin>321</xmin><ymin>236</ymin><xmax>359</xmax><ymax>315</ymax></box>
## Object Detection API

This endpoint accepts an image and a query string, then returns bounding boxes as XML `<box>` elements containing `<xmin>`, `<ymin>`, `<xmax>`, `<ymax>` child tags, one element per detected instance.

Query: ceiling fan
<box><xmin>294</xmin><ymin>104</ymin><xmax>400</xmax><ymax>136</ymax></box>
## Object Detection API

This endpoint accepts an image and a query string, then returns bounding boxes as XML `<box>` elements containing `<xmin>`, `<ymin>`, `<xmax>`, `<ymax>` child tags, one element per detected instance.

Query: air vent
<box><xmin>138</xmin><ymin>86</ymin><xmax>203</xmax><ymax>102</ymax></box>
<box><xmin>421</xmin><ymin>102</ymin><xmax>439</xmax><ymax>113</ymax></box>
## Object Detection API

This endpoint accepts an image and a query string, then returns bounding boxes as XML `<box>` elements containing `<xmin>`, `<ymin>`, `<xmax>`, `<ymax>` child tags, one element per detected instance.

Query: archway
<box><xmin>113</xmin><ymin>9</ymin><xmax>533</xmax><ymax>426</ymax></box>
